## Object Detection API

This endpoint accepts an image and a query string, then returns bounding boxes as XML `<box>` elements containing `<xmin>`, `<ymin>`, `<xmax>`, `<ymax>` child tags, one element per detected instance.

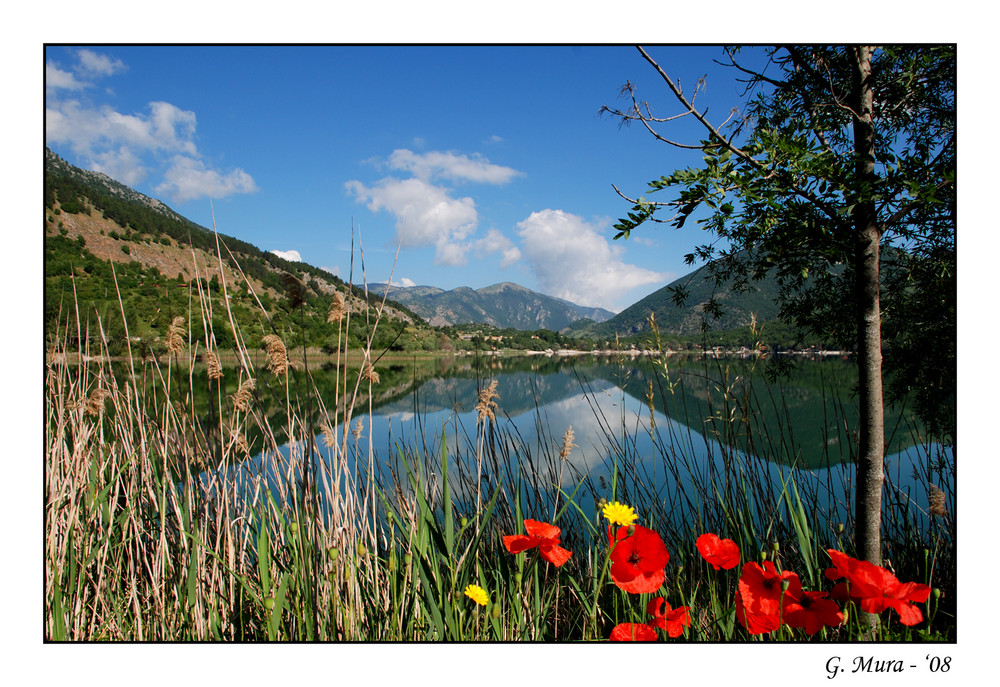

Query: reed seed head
<box><xmin>205</xmin><ymin>350</ymin><xmax>223</xmax><ymax>380</ymax></box>
<box><xmin>476</xmin><ymin>379</ymin><xmax>499</xmax><ymax>424</ymax></box>
<box><xmin>558</xmin><ymin>425</ymin><xmax>576</xmax><ymax>461</ymax></box>
<box><xmin>327</xmin><ymin>291</ymin><xmax>346</xmax><ymax>323</ymax></box>
<box><xmin>352</xmin><ymin>417</ymin><xmax>364</xmax><ymax>441</ymax></box>
<box><xmin>362</xmin><ymin>361</ymin><xmax>380</xmax><ymax>385</ymax></box>
<box><xmin>262</xmin><ymin>334</ymin><xmax>289</xmax><ymax>375</ymax></box>
<box><xmin>231</xmin><ymin>377</ymin><xmax>256</xmax><ymax>412</ymax></box>
<box><xmin>166</xmin><ymin>316</ymin><xmax>186</xmax><ymax>354</ymax></box>
<box><xmin>321</xmin><ymin>423</ymin><xmax>336</xmax><ymax>447</ymax></box>
<box><xmin>929</xmin><ymin>483</ymin><xmax>948</xmax><ymax>517</ymax></box>
<box><xmin>84</xmin><ymin>388</ymin><xmax>112</xmax><ymax>417</ymax></box>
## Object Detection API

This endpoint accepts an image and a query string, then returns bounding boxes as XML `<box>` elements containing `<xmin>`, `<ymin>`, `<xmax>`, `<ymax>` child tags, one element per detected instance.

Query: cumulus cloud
<box><xmin>475</xmin><ymin>228</ymin><xmax>521</xmax><ymax>269</ymax></box>
<box><xmin>45</xmin><ymin>49</ymin><xmax>257</xmax><ymax>204</ymax></box>
<box><xmin>76</xmin><ymin>49</ymin><xmax>126</xmax><ymax>77</ymax></box>
<box><xmin>270</xmin><ymin>249</ymin><xmax>302</xmax><ymax>262</ymax></box>
<box><xmin>386</xmin><ymin>149</ymin><xmax>520</xmax><ymax>184</ymax></box>
<box><xmin>345</xmin><ymin>176</ymin><xmax>477</xmax><ymax>266</ymax></box>
<box><xmin>155</xmin><ymin>156</ymin><xmax>258</xmax><ymax>204</ymax></box>
<box><xmin>516</xmin><ymin>209</ymin><xmax>670</xmax><ymax>311</ymax></box>
<box><xmin>45</xmin><ymin>63</ymin><xmax>86</xmax><ymax>91</ymax></box>
<box><xmin>347</xmin><ymin>148</ymin><xmax>522</xmax><ymax>269</ymax></box>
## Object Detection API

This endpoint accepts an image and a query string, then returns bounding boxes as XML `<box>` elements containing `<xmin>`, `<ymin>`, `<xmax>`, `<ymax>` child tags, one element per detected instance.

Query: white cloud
<box><xmin>92</xmin><ymin>146</ymin><xmax>149</xmax><ymax>187</ymax></box>
<box><xmin>475</xmin><ymin>228</ymin><xmax>521</xmax><ymax>269</ymax></box>
<box><xmin>347</xmin><ymin>148</ymin><xmax>523</xmax><ymax>268</ymax></box>
<box><xmin>76</xmin><ymin>49</ymin><xmax>126</xmax><ymax>77</ymax></box>
<box><xmin>387</xmin><ymin>149</ymin><xmax>520</xmax><ymax>184</ymax></box>
<box><xmin>394</xmin><ymin>277</ymin><xmax>417</xmax><ymax>288</ymax></box>
<box><xmin>154</xmin><ymin>155</ymin><xmax>258</xmax><ymax>204</ymax></box>
<box><xmin>345</xmin><ymin>176</ymin><xmax>477</xmax><ymax>266</ymax></box>
<box><xmin>270</xmin><ymin>249</ymin><xmax>302</xmax><ymax>262</ymax></box>
<box><xmin>44</xmin><ymin>51</ymin><xmax>257</xmax><ymax>205</ymax></box>
<box><xmin>319</xmin><ymin>265</ymin><xmax>341</xmax><ymax>276</ymax></box>
<box><xmin>516</xmin><ymin>209</ymin><xmax>670</xmax><ymax>311</ymax></box>
<box><xmin>45</xmin><ymin>62</ymin><xmax>86</xmax><ymax>91</ymax></box>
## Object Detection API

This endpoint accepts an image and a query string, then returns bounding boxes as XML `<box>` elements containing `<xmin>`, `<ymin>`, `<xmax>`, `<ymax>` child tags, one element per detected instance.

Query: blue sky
<box><xmin>45</xmin><ymin>44</ymin><xmax>772</xmax><ymax>312</ymax></box>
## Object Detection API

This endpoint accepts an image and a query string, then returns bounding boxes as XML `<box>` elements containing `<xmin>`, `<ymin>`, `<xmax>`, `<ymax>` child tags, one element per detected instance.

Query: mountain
<box><xmin>44</xmin><ymin>148</ymin><xmax>433</xmax><ymax>354</ymax></box>
<box><xmin>365</xmin><ymin>281</ymin><xmax>616</xmax><ymax>331</ymax></box>
<box><xmin>567</xmin><ymin>262</ymin><xmax>782</xmax><ymax>340</ymax></box>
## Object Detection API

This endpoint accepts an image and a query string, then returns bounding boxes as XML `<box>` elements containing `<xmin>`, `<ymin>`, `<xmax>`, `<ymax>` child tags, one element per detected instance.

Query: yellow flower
<box><xmin>463</xmin><ymin>584</ymin><xmax>489</xmax><ymax>606</ymax></box>
<box><xmin>602</xmin><ymin>501</ymin><xmax>638</xmax><ymax>527</ymax></box>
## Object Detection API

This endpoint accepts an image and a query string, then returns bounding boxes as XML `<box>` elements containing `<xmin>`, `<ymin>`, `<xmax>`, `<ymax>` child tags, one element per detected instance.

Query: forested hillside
<box><xmin>44</xmin><ymin>149</ymin><xmax>439</xmax><ymax>357</ymax></box>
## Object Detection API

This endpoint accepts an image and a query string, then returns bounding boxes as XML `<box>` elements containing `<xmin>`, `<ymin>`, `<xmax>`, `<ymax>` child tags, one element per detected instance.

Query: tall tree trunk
<box><xmin>850</xmin><ymin>45</ymin><xmax>885</xmax><ymax>570</ymax></box>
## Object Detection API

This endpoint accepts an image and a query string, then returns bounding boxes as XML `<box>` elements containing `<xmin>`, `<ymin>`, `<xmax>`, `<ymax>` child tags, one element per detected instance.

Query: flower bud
<box><xmin>403</xmin><ymin>553</ymin><xmax>412</xmax><ymax>568</ymax></box>
<box><xmin>781</xmin><ymin>578</ymin><xmax>791</xmax><ymax>592</ymax></box>
<box><xmin>933</xmin><ymin>588</ymin><xmax>942</xmax><ymax>600</ymax></box>
<box><xmin>356</xmin><ymin>543</ymin><xmax>367</xmax><ymax>557</ymax></box>
<box><xmin>264</xmin><ymin>597</ymin><xmax>274</xmax><ymax>611</ymax></box>
<box><xmin>836</xmin><ymin>523</ymin><xmax>844</xmax><ymax>534</ymax></box>
<box><xmin>626</xmin><ymin>525</ymin><xmax>636</xmax><ymax>537</ymax></box>
<box><xmin>514</xmin><ymin>572</ymin><xmax>522</xmax><ymax>587</ymax></box>
<box><xmin>772</xmin><ymin>542</ymin><xmax>780</xmax><ymax>552</ymax></box>
<box><xmin>289</xmin><ymin>521</ymin><xmax>298</xmax><ymax>535</ymax></box>
<box><xmin>329</xmin><ymin>547</ymin><xmax>339</xmax><ymax>562</ymax></box>
<box><xmin>460</xmin><ymin>516</ymin><xmax>468</xmax><ymax>528</ymax></box>
<box><xmin>491</xmin><ymin>603</ymin><xmax>501</xmax><ymax>620</ymax></box>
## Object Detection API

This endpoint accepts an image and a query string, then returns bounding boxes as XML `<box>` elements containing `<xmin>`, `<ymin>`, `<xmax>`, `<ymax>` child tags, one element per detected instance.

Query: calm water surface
<box><xmin>213</xmin><ymin>354</ymin><xmax>953</xmax><ymax>534</ymax></box>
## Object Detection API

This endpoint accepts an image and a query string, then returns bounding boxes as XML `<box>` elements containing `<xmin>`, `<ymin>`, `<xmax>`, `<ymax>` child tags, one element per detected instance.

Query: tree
<box><xmin>603</xmin><ymin>46</ymin><xmax>955</xmax><ymax>574</ymax></box>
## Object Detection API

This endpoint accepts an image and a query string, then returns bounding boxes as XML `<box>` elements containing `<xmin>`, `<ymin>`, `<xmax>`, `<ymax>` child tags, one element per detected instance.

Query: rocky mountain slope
<box><xmin>367</xmin><ymin>281</ymin><xmax>616</xmax><ymax>330</ymax></box>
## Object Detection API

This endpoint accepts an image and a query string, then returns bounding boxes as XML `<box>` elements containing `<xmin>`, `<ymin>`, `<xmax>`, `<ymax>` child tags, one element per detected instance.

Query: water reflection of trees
<box><xmin>120</xmin><ymin>352</ymin><xmax>927</xmax><ymax>475</ymax></box>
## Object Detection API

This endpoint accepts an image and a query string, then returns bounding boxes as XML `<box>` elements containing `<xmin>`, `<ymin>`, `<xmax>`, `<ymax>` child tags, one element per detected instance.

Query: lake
<box><xmin>195</xmin><ymin>352</ymin><xmax>954</xmax><ymax>542</ymax></box>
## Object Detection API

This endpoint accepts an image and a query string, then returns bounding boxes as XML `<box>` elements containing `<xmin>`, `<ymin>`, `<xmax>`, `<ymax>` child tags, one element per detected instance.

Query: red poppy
<box><xmin>781</xmin><ymin>575</ymin><xmax>844</xmax><ymax>635</ymax></box>
<box><xmin>502</xmin><ymin>519</ymin><xmax>572</xmax><ymax>567</ymax></box>
<box><xmin>735</xmin><ymin>561</ymin><xmax>798</xmax><ymax>635</ymax></box>
<box><xmin>609</xmin><ymin>623</ymin><xmax>658</xmax><ymax>641</ymax></box>
<box><xmin>824</xmin><ymin>550</ymin><xmax>931</xmax><ymax>626</ymax></box>
<box><xmin>696</xmin><ymin>533</ymin><xmax>741</xmax><ymax>570</ymax></box>
<box><xmin>647</xmin><ymin>597</ymin><xmax>691</xmax><ymax>638</ymax></box>
<box><xmin>608</xmin><ymin>525</ymin><xmax>670</xmax><ymax>594</ymax></box>
<box><xmin>824</xmin><ymin>550</ymin><xmax>882</xmax><ymax>601</ymax></box>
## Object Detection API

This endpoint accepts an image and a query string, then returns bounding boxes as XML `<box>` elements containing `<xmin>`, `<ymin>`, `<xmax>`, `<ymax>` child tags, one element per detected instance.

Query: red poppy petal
<box><xmin>663</xmin><ymin>607</ymin><xmax>690</xmax><ymax>637</ymax></box>
<box><xmin>894</xmin><ymin>581</ymin><xmax>932</xmax><ymax>604</ymax></box>
<box><xmin>646</xmin><ymin>597</ymin><xmax>666</xmax><ymax>618</ymax></box>
<box><xmin>610</xmin><ymin>623</ymin><xmax>658</xmax><ymax>641</ymax></box>
<box><xmin>613</xmin><ymin>568</ymin><xmax>665</xmax><ymax>594</ymax></box>
<box><xmin>891</xmin><ymin>600</ymin><xmax>925</xmax><ymax>626</ymax></box>
<box><xmin>502</xmin><ymin>534</ymin><xmax>537</xmax><ymax>554</ymax></box>
<box><xmin>523</xmin><ymin>519</ymin><xmax>562</xmax><ymax>541</ymax></box>
<box><xmin>539</xmin><ymin>543</ymin><xmax>572</xmax><ymax>567</ymax></box>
